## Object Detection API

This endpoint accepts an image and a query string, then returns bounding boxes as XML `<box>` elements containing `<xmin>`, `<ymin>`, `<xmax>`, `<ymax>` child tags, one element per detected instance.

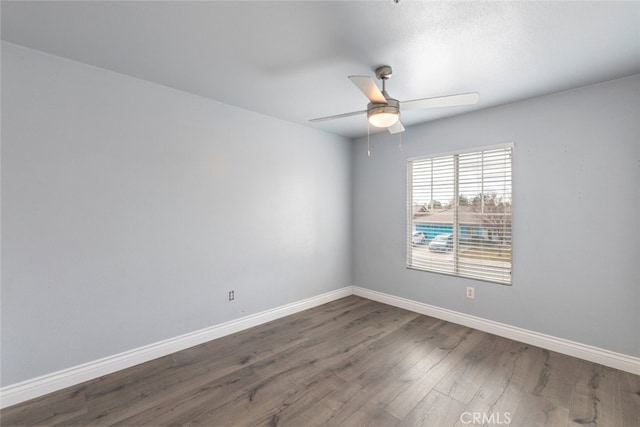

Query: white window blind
<box><xmin>408</xmin><ymin>145</ymin><xmax>513</xmax><ymax>285</ymax></box>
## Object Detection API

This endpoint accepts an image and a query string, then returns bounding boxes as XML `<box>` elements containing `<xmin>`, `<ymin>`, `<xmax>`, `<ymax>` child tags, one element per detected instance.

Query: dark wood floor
<box><xmin>2</xmin><ymin>296</ymin><xmax>639</xmax><ymax>426</ymax></box>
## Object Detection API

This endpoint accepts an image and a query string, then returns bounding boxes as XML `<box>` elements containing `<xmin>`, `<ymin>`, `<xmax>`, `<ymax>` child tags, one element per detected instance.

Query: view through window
<box><xmin>407</xmin><ymin>145</ymin><xmax>513</xmax><ymax>284</ymax></box>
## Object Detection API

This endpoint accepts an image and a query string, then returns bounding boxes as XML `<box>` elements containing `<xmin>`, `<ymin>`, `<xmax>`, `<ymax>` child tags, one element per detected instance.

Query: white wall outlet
<box><xmin>466</xmin><ymin>287</ymin><xmax>475</xmax><ymax>299</ymax></box>
<box><xmin>228</xmin><ymin>290</ymin><xmax>235</xmax><ymax>301</ymax></box>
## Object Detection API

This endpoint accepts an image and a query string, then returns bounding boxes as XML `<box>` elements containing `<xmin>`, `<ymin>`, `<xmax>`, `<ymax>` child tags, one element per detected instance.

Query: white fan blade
<box><xmin>388</xmin><ymin>120</ymin><xmax>405</xmax><ymax>134</ymax></box>
<box><xmin>309</xmin><ymin>110</ymin><xmax>367</xmax><ymax>123</ymax></box>
<box><xmin>348</xmin><ymin>76</ymin><xmax>387</xmax><ymax>103</ymax></box>
<box><xmin>401</xmin><ymin>92</ymin><xmax>479</xmax><ymax>111</ymax></box>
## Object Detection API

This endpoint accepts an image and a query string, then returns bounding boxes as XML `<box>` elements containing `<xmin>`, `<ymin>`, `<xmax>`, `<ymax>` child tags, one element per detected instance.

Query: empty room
<box><xmin>1</xmin><ymin>1</ymin><xmax>639</xmax><ymax>426</ymax></box>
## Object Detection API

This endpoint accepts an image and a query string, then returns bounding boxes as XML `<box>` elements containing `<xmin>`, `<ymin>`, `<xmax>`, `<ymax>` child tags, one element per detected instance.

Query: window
<box><xmin>407</xmin><ymin>145</ymin><xmax>513</xmax><ymax>284</ymax></box>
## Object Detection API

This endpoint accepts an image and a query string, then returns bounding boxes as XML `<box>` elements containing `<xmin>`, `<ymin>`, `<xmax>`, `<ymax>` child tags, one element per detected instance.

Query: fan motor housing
<box><xmin>367</xmin><ymin>98</ymin><xmax>399</xmax><ymax>116</ymax></box>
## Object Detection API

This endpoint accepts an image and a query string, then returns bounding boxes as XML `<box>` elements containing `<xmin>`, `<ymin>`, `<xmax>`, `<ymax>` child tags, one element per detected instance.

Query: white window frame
<box><xmin>407</xmin><ymin>143</ymin><xmax>513</xmax><ymax>285</ymax></box>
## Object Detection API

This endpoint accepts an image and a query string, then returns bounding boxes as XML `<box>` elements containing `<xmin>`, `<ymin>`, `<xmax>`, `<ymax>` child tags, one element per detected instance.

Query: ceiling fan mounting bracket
<box><xmin>375</xmin><ymin>65</ymin><xmax>393</xmax><ymax>80</ymax></box>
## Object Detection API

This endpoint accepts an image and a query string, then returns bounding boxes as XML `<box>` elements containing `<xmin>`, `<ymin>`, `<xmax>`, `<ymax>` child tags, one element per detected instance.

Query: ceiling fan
<box><xmin>310</xmin><ymin>65</ymin><xmax>479</xmax><ymax>134</ymax></box>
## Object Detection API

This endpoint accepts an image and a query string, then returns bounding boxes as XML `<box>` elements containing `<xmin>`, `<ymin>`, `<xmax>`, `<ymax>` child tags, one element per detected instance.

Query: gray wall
<box><xmin>353</xmin><ymin>75</ymin><xmax>640</xmax><ymax>358</ymax></box>
<box><xmin>1</xmin><ymin>43</ymin><xmax>352</xmax><ymax>386</ymax></box>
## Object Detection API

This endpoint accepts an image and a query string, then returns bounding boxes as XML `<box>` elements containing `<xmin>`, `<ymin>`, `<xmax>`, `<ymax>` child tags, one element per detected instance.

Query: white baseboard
<box><xmin>352</xmin><ymin>286</ymin><xmax>640</xmax><ymax>376</ymax></box>
<box><xmin>0</xmin><ymin>287</ymin><xmax>353</xmax><ymax>409</ymax></box>
<box><xmin>3</xmin><ymin>285</ymin><xmax>638</xmax><ymax>409</ymax></box>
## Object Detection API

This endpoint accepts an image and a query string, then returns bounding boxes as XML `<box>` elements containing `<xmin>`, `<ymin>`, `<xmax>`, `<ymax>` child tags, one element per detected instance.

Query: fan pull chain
<box><xmin>367</xmin><ymin>123</ymin><xmax>371</xmax><ymax>157</ymax></box>
<box><xmin>398</xmin><ymin>131</ymin><xmax>403</xmax><ymax>152</ymax></box>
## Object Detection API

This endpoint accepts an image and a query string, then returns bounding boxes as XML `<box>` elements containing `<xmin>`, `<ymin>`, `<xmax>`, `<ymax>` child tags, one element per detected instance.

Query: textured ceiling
<box><xmin>2</xmin><ymin>1</ymin><xmax>639</xmax><ymax>139</ymax></box>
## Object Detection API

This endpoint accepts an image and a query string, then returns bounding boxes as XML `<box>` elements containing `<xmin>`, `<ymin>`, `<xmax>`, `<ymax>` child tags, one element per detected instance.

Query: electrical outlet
<box><xmin>228</xmin><ymin>290</ymin><xmax>235</xmax><ymax>301</ymax></box>
<box><xmin>466</xmin><ymin>287</ymin><xmax>475</xmax><ymax>299</ymax></box>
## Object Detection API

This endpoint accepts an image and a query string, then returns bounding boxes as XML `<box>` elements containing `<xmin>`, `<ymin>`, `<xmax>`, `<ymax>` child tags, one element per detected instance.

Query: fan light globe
<box><xmin>367</xmin><ymin>105</ymin><xmax>400</xmax><ymax>128</ymax></box>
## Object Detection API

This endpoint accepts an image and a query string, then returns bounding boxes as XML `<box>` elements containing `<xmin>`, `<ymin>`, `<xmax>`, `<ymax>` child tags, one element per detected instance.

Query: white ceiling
<box><xmin>2</xmin><ymin>1</ymin><xmax>639</xmax><ymax>139</ymax></box>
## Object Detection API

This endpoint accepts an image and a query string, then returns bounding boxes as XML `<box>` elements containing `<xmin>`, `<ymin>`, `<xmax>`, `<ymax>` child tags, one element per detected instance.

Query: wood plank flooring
<box><xmin>2</xmin><ymin>296</ymin><xmax>639</xmax><ymax>426</ymax></box>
